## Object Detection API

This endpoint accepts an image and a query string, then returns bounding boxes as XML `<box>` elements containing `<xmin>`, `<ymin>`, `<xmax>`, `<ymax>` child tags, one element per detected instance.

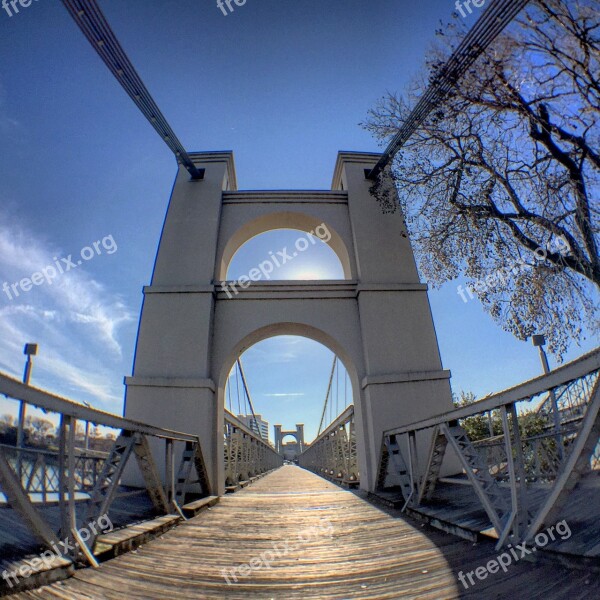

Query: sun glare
<box><xmin>292</xmin><ymin>270</ymin><xmax>327</xmax><ymax>280</ymax></box>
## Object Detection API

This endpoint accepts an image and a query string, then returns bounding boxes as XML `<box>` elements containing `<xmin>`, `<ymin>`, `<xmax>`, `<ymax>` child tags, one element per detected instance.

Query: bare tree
<box><xmin>364</xmin><ymin>0</ymin><xmax>599</xmax><ymax>357</ymax></box>
<box><xmin>24</xmin><ymin>416</ymin><xmax>55</xmax><ymax>442</ymax></box>
<box><xmin>0</xmin><ymin>414</ymin><xmax>15</xmax><ymax>428</ymax></box>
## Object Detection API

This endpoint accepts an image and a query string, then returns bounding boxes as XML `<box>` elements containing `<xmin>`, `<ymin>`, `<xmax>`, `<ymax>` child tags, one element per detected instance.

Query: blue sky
<box><xmin>0</xmin><ymin>0</ymin><xmax>597</xmax><ymax>443</ymax></box>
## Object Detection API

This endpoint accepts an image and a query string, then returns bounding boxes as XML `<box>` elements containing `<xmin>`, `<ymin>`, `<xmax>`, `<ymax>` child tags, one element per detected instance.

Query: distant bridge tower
<box><xmin>124</xmin><ymin>151</ymin><xmax>455</xmax><ymax>494</ymax></box>
<box><xmin>274</xmin><ymin>424</ymin><xmax>305</xmax><ymax>455</ymax></box>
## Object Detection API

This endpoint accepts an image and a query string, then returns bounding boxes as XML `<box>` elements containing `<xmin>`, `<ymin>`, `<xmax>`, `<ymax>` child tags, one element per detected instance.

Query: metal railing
<box><xmin>377</xmin><ymin>348</ymin><xmax>600</xmax><ymax>548</ymax></box>
<box><xmin>224</xmin><ymin>412</ymin><xmax>283</xmax><ymax>486</ymax></box>
<box><xmin>298</xmin><ymin>406</ymin><xmax>358</xmax><ymax>486</ymax></box>
<box><xmin>536</xmin><ymin>370</ymin><xmax>595</xmax><ymax>424</ymax></box>
<box><xmin>0</xmin><ymin>444</ymin><xmax>106</xmax><ymax>503</ymax></box>
<box><xmin>0</xmin><ymin>371</ymin><xmax>211</xmax><ymax>566</ymax></box>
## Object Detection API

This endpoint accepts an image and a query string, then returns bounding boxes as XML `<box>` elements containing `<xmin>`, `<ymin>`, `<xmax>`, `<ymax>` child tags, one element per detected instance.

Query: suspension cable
<box><xmin>227</xmin><ymin>374</ymin><xmax>232</xmax><ymax>413</ymax></box>
<box><xmin>344</xmin><ymin>370</ymin><xmax>348</xmax><ymax>408</ymax></box>
<box><xmin>60</xmin><ymin>0</ymin><xmax>204</xmax><ymax>180</ymax></box>
<box><xmin>235</xmin><ymin>363</ymin><xmax>242</xmax><ymax>417</ymax></box>
<box><xmin>368</xmin><ymin>0</ymin><xmax>531</xmax><ymax>179</ymax></box>
<box><xmin>318</xmin><ymin>356</ymin><xmax>337</xmax><ymax>435</ymax></box>
<box><xmin>237</xmin><ymin>358</ymin><xmax>264</xmax><ymax>440</ymax></box>
<box><xmin>335</xmin><ymin>359</ymin><xmax>339</xmax><ymax>417</ymax></box>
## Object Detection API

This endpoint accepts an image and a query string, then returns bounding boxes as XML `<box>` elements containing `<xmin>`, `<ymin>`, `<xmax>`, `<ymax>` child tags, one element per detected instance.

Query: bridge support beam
<box><xmin>331</xmin><ymin>154</ymin><xmax>457</xmax><ymax>490</ymax></box>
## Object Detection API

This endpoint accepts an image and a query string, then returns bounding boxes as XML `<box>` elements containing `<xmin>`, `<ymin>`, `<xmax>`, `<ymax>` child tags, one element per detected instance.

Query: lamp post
<box><xmin>532</xmin><ymin>335</ymin><xmax>563</xmax><ymax>459</ymax></box>
<box><xmin>83</xmin><ymin>401</ymin><xmax>91</xmax><ymax>452</ymax></box>
<box><xmin>532</xmin><ymin>335</ymin><xmax>551</xmax><ymax>374</ymax></box>
<box><xmin>17</xmin><ymin>343</ymin><xmax>38</xmax><ymax>478</ymax></box>
<box><xmin>17</xmin><ymin>344</ymin><xmax>37</xmax><ymax>445</ymax></box>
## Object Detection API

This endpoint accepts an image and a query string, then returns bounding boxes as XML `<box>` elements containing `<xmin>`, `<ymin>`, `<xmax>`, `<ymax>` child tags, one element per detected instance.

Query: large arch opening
<box><xmin>223</xmin><ymin>335</ymin><xmax>354</xmax><ymax>449</ymax></box>
<box><xmin>215</xmin><ymin>322</ymin><xmax>364</xmax><ymax>489</ymax></box>
<box><xmin>218</xmin><ymin>212</ymin><xmax>353</xmax><ymax>280</ymax></box>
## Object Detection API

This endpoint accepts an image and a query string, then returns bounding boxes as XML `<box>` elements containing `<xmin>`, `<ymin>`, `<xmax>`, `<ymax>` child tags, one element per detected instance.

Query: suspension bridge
<box><xmin>1</xmin><ymin>0</ymin><xmax>599</xmax><ymax>598</ymax></box>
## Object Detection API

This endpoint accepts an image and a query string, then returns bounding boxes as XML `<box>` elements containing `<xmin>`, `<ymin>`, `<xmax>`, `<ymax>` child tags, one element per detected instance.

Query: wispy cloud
<box><xmin>0</xmin><ymin>210</ymin><xmax>132</xmax><ymax>410</ymax></box>
<box><xmin>242</xmin><ymin>336</ymin><xmax>321</xmax><ymax>366</ymax></box>
<box><xmin>263</xmin><ymin>393</ymin><xmax>305</xmax><ymax>397</ymax></box>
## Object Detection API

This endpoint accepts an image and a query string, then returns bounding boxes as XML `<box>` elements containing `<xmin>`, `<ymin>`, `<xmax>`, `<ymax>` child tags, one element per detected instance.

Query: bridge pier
<box><xmin>124</xmin><ymin>154</ymin><xmax>233</xmax><ymax>494</ymax></box>
<box><xmin>124</xmin><ymin>151</ymin><xmax>456</xmax><ymax>494</ymax></box>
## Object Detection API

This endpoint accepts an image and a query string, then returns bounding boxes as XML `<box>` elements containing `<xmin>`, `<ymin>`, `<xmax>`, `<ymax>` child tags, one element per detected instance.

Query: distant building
<box><xmin>237</xmin><ymin>414</ymin><xmax>269</xmax><ymax>441</ymax></box>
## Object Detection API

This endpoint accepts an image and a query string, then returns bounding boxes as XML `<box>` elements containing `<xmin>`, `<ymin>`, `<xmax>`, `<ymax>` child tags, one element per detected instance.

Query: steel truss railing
<box><xmin>378</xmin><ymin>348</ymin><xmax>600</xmax><ymax>549</ymax></box>
<box><xmin>0</xmin><ymin>444</ymin><xmax>106</xmax><ymax>503</ymax></box>
<box><xmin>224</xmin><ymin>412</ymin><xmax>283</xmax><ymax>486</ymax></box>
<box><xmin>298</xmin><ymin>406</ymin><xmax>358</xmax><ymax>486</ymax></box>
<box><xmin>536</xmin><ymin>371</ymin><xmax>595</xmax><ymax>424</ymax></box>
<box><xmin>0</xmin><ymin>371</ymin><xmax>211</xmax><ymax>566</ymax></box>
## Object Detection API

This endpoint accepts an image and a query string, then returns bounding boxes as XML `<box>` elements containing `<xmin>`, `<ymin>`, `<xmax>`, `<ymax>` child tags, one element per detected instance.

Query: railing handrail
<box><xmin>0</xmin><ymin>443</ymin><xmax>108</xmax><ymax>460</ymax></box>
<box><xmin>0</xmin><ymin>371</ymin><xmax>198</xmax><ymax>443</ymax></box>
<box><xmin>224</xmin><ymin>410</ymin><xmax>275</xmax><ymax>450</ymax></box>
<box><xmin>302</xmin><ymin>405</ymin><xmax>354</xmax><ymax>452</ymax></box>
<box><xmin>472</xmin><ymin>421</ymin><xmax>581</xmax><ymax>448</ymax></box>
<box><xmin>384</xmin><ymin>347</ymin><xmax>600</xmax><ymax>437</ymax></box>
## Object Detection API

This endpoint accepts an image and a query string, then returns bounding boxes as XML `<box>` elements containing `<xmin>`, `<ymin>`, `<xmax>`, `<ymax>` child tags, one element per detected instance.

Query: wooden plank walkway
<box><xmin>372</xmin><ymin>473</ymin><xmax>600</xmax><ymax>558</ymax></box>
<box><xmin>0</xmin><ymin>489</ymin><xmax>159</xmax><ymax>563</ymax></box>
<box><xmin>9</xmin><ymin>466</ymin><xmax>600</xmax><ymax>599</ymax></box>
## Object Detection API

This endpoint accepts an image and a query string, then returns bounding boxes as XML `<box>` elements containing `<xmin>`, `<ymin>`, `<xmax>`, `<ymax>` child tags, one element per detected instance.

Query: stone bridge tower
<box><xmin>274</xmin><ymin>424</ymin><xmax>305</xmax><ymax>455</ymax></box>
<box><xmin>124</xmin><ymin>151</ymin><xmax>454</xmax><ymax>494</ymax></box>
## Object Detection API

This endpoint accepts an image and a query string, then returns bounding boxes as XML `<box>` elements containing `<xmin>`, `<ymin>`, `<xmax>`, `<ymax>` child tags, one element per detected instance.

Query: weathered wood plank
<box><xmin>181</xmin><ymin>495</ymin><xmax>219</xmax><ymax>518</ymax></box>
<box><xmin>10</xmin><ymin>466</ymin><xmax>600</xmax><ymax>599</ymax></box>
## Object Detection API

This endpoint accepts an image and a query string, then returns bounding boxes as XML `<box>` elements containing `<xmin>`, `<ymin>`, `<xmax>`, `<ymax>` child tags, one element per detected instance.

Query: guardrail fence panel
<box><xmin>0</xmin><ymin>372</ymin><xmax>212</xmax><ymax>566</ymax></box>
<box><xmin>224</xmin><ymin>412</ymin><xmax>283</xmax><ymax>487</ymax></box>
<box><xmin>298</xmin><ymin>406</ymin><xmax>359</xmax><ymax>486</ymax></box>
<box><xmin>376</xmin><ymin>348</ymin><xmax>600</xmax><ymax>549</ymax></box>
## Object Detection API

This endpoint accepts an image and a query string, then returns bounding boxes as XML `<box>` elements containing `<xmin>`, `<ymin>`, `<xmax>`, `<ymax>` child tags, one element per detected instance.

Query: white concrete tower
<box><xmin>125</xmin><ymin>151</ymin><xmax>454</xmax><ymax>493</ymax></box>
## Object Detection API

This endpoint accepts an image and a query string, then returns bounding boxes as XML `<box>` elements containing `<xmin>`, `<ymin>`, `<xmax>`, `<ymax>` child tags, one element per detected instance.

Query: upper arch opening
<box><xmin>218</xmin><ymin>212</ymin><xmax>353</xmax><ymax>280</ymax></box>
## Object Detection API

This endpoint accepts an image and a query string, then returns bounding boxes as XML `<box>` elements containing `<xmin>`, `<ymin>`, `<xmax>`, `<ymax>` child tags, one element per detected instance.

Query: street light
<box><xmin>532</xmin><ymin>335</ymin><xmax>551</xmax><ymax>374</ymax></box>
<box><xmin>83</xmin><ymin>401</ymin><xmax>91</xmax><ymax>452</ymax></box>
<box><xmin>17</xmin><ymin>343</ymin><xmax>38</xmax><ymax>478</ymax></box>
<box><xmin>22</xmin><ymin>343</ymin><xmax>38</xmax><ymax>384</ymax></box>
<box><xmin>17</xmin><ymin>344</ymin><xmax>37</xmax><ymax>446</ymax></box>
<box><xmin>532</xmin><ymin>335</ymin><xmax>563</xmax><ymax>458</ymax></box>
